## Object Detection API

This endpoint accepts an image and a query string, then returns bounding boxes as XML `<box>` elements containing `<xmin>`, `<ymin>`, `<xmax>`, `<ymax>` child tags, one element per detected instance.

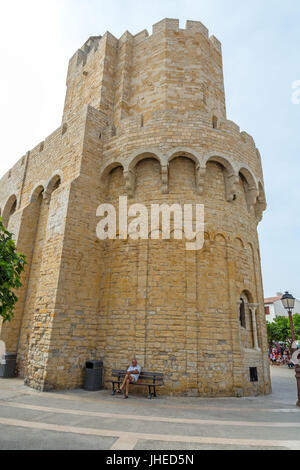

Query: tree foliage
<box><xmin>267</xmin><ymin>314</ymin><xmax>300</xmax><ymax>347</ymax></box>
<box><xmin>0</xmin><ymin>218</ymin><xmax>26</xmax><ymax>323</ymax></box>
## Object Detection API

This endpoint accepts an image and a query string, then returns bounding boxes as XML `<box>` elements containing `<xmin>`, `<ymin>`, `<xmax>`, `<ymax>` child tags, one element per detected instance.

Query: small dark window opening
<box><xmin>250</xmin><ymin>367</ymin><xmax>258</xmax><ymax>382</ymax></box>
<box><xmin>239</xmin><ymin>299</ymin><xmax>246</xmax><ymax>329</ymax></box>
<box><xmin>212</xmin><ymin>115</ymin><xmax>218</xmax><ymax>129</ymax></box>
<box><xmin>111</xmin><ymin>125</ymin><xmax>117</xmax><ymax>137</ymax></box>
<box><xmin>240</xmin><ymin>173</ymin><xmax>249</xmax><ymax>193</ymax></box>
<box><xmin>52</xmin><ymin>179</ymin><xmax>61</xmax><ymax>192</ymax></box>
<box><xmin>62</xmin><ymin>123</ymin><xmax>68</xmax><ymax>135</ymax></box>
<box><xmin>9</xmin><ymin>200</ymin><xmax>17</xmax><ymax>216</ymax></box>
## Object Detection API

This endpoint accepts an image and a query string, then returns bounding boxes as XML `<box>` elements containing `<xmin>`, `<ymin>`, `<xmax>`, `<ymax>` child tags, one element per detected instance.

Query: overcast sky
<box><xmin>0</xmin><ymin>0</ymin><xmax>299</xmax><ymax>299</ymax></box>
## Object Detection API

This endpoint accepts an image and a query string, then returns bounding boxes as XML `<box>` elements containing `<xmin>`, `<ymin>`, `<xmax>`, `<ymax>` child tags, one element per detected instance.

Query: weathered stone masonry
<box><xmin>0</xmin><ymin>18</ymin><xmax>271</xmax><ymax>396</ymax></box>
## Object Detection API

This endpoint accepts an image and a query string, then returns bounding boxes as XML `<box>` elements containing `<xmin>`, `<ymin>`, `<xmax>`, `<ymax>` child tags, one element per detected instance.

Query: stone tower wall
<box><xmin>0</xmin><ymin>19</ymin><xmax>270</xmax><ymax>396</ymax></box>
<box><xmin>63</xmin><ymin>19</ymin><xmax>226</xmax><ymax>125</ymax></box>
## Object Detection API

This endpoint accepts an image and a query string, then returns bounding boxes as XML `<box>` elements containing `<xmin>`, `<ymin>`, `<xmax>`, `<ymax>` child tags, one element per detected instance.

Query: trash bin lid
<box><xmin>86</xmin><ymin>360</ymin><xmax>103</xmax><ymax>369</ymax></box>
<box><xmin>3</xmin><ymin>353</ymin><xmax>17</xmax><ymax>360</ymax></box>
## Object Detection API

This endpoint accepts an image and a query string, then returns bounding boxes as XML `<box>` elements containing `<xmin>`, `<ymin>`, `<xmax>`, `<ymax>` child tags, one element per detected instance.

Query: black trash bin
<box><xmin>0</xmin><ymin>353</ymin><xmax>17</xmax><ymax>378</ymax></box>
<box><xmin>84</xmin><ymin>360</ymin><xmax>103</xmax><ymax>391</ymax></box>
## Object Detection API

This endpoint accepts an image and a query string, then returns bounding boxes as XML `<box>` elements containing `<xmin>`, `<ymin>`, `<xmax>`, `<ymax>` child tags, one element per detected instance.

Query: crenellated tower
<box><xmin>0</xmin><ymin>19</ymin><xmax>270</xmax><ymax>397</ymax></box>
<box><xmin>63</xmin><ymin>19</ymin><xmax>226</xmax><ymax>125</ymax></box>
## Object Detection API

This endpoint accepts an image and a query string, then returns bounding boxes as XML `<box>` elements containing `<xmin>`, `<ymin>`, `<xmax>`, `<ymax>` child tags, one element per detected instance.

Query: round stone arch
<box><xmin>257</xmin><ymin>180</ymin><xmax>266</xmax><ymax>199</ymax></box>
<box><xmin>239</xmin><ymin>289</ymin><xmax>255</xmax><ymax>333</ymax></box>
<box><xmin>246</xmin><ymin>240</ymin><xmax>256</xmax><ymax>256</ymax></box>
<box><xmin>234</xmin><ymin>236</ymin><xmax>245</xmax><ymax>250</ymax></box>
<box><xmin>166</xmin><ymin>148</ymin><xmax>202</xmax><ymax>195</ymax></box>
<box><xmin>166</xmin><ymin>147</ymin><xmax>202</xmax><ymax>167</ymax></box>
<box><xmin>238</xmin><ymin>165</ymin><xmax>258</xmax><ymax>191</ymax></box>
<box><xmin>257</xmin><ymin>181</ymin><xmax>267</xmax><ymax>206</ymax></box>
<box><xmin>122</xmin><ymin>149</ymin><xmax>164</xmax><ymax>198</ymax></box>
<box><xmin>127</xmin><ymin>148</ymin><xmax>164</xmax><ymax>173</ymax></box>
<box><xmin>2</xmin><ymin>194</ymin><xmax>17</xmax><ymax>227</ymax></box>
<box><xmin>43</xmin><ymin>170</ymin><xmax>64</xmax><ymax>204</ymax></box>
<box><xmin>238</xmin><ymin>166</ymin><xmax>259</xmax><ymax>210</ymax></box>
<box><xmin>100</xmin><ymin>161</ymin><xmax>126</xmax><ymax>200</ymax></box>
<box><xmin>213</xmin><ymin>232</ymin><xmax>227</xmax><ymax>245</ymax></box>
<box><xmin>254</xmin><ymin>180</ymin><xmax>267</xmax><ymax>221</ymax></box>
<box><xmin>100</xmin><ymin>161</ymin><xmax>125</xmax><ymax>182</ymax></box>
<box><xmin>240</xmin><ymin>288</ymin><xmax>255</xmax><ymax>309</ymax></box>
<box><xmin>203</xmin><ymin>151</ymin><xmax>236</xmax><ymax>174</ymax></box>
<box><xmin>45</xmin><ymin>170</ymin><xmax>64</xmax><ymax>194</ymax></box>
<box><xmin>203</xmin><ymin>152</ymin><xmax>238</xmax><ymax>202</ymax></box>
<box><xmin>30</xmin><ymin>184</ymin><xmax>45</xmax><ymax>203</ymax></box>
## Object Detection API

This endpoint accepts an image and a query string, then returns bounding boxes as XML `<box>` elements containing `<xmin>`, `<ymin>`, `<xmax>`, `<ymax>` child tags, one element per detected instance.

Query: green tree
<box><xmin>267</xmin><ymin>315</ymin><xmax>300</xmax><ymax>350</ymax></box>
<box><xmin>0</xmin><ymin>218</ymin><xmax>26</xmax><ymax>323</ymax></box>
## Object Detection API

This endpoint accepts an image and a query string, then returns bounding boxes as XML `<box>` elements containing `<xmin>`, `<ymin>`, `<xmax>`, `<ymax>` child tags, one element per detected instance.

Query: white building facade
<box><xmin>265</xmin><ymin>293</ymin><xmax>300</xmax><ymax>323</ymax></box>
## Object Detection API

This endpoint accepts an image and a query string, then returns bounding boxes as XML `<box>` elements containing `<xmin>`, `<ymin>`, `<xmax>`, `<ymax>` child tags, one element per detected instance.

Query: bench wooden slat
<box><xmin>114</xmin><ymin>376</ymin><xmax>164</xmax><ymax>385</ymax></box>
<box><xmin>112</xmin><ymin>370</ymin><xmax>163</xmax><ymax>377</ymax></box>
<box><xmin>112</xmin><ymin>379</ymin><xmax>164</xmax><ymax>383</ymax></box>
<box><xmin>112</xmin><ymin>378</ymin><xmax>163</xmax><ymax>384</ymax></box>
<box><xmin>140</xmin><ymin>373</ymin><xmax>164</xmax><ymax>378</ymax></box>
<box><xmin>112</xmin><ymin>382</ymin><xmax>163</xmax><ymax>387</ymax></box>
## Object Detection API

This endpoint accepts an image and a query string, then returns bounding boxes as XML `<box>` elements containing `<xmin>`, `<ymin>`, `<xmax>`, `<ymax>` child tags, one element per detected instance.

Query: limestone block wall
<box><xmin>63</xmin><ymin>19</ymin><xmax>226</xmax><ymax>125</ymax></box>
<box><xmin>96</xmin><ymin>151</ymin><xmax>269</xmax><ymax>396</ymax></box>
<box><xmin>0</xmin><ymin>18</ymin><xmax>271</xmax><ymax>396</ymax></box>
<box><xmin>0</xmin><ymin>106</ymin><xmax>103</xmax><ymax>380</ymax></box>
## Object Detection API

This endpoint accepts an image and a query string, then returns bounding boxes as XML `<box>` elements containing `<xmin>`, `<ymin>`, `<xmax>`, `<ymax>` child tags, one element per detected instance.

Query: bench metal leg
<box><xmin>112</xmin><ymin>380</ymin><xmax>122</xmax><ymax>395</ymax></box>
<box><xmin>147</xmin><ymin>385</ymin><xmax>157</xmax><ymax>399</ymax></box>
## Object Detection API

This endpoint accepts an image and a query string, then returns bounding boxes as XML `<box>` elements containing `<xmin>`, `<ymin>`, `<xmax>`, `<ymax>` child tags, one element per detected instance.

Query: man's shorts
<box><xmin>129</xmin><ymin>375</ymin><xmax>138</xmax><ymax>383</ymax></box>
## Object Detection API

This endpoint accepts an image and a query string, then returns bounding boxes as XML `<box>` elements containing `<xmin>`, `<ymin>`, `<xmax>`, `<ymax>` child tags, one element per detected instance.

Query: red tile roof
<box><xmin>264</xmin><ymin>296</ymin><xmax>282</xmax><ymax>304</ymax></box>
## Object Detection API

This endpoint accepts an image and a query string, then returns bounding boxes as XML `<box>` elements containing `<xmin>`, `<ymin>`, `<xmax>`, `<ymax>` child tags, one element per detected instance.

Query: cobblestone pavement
<box><xmin>0</xmin><ymin>367</ymin><xmax>299</xmax><ymax>450</ymax></box>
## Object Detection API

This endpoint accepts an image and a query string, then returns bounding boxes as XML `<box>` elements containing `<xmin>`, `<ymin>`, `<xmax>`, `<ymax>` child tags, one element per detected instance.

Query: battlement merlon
<box><xmin>66</xmin><ymin>32</ymin><xmax>117</xmax><ymax>83</ymax></box>
<box><xmin>63</xmin><ymin>18</ymin><xmax>225</xmax><ymax>125</ymax></box>
<box><xmin>67</xmin><ymin>19</ymin><xmax>222</xmax><ymax>75</ymax></box>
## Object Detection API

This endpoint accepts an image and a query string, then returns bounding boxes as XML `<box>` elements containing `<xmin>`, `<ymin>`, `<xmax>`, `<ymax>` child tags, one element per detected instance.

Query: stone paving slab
<box><xmin>0</xmin><ymin>425</ymin><xmax>117</xmax><ymax>451</ymax></box>
<box><xmin>0</xmin><ymin>367</ymin><xmax>299</xmax><ymax>450</ymax></box>
<box><xmin>133</xmin><ymin>440</ymin><xmax>288</xmax><ymax>451</ymax></box>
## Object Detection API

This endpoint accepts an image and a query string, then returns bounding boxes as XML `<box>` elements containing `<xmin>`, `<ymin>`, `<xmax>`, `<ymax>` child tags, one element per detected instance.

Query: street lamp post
<box><xmin>281</xmin><ymin>292</ymin><xmax>300</xmax><ymax>407</ymax></box>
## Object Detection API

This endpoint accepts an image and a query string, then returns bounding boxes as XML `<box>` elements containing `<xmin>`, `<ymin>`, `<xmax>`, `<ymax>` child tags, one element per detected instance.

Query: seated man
<box><xmin>117</xmin><ymin>359</ymin><xmax>142</xmax><ymax>399</ymax></box>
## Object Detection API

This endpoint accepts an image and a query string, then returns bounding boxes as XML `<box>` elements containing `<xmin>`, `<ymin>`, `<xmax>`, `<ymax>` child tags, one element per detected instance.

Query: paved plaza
<box><xmin>0</xmin><ymin>367</ymin><xmax>299</xmax><ymax>450</ymax></box>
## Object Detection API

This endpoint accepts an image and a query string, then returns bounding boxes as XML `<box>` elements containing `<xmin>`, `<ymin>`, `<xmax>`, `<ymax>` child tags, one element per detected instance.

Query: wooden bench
<box><xmin>112</xmin><ymin>370</ymin><xmax>164</xmax><ymax>399</ymax></box>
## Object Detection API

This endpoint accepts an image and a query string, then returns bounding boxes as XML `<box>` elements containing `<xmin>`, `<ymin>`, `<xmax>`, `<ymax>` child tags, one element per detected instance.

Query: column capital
<box><xmin>248</xmin><ymin>303</ymin><xmax>259</xmax><ymax>311</ymax></box>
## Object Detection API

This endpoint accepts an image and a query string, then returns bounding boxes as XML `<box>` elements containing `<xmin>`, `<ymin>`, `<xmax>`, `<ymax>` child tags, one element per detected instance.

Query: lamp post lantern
<box><xmin>281</xmin><ymin>292</ymin><xmax>300</xmax><ymax>407</ymax></box>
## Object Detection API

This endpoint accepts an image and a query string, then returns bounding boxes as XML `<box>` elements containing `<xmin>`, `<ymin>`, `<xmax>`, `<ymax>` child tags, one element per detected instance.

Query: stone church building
<box><xmin>0</xmin><ymin>18</ymin><xmax>271</xmax><ymax>396</ymax></box>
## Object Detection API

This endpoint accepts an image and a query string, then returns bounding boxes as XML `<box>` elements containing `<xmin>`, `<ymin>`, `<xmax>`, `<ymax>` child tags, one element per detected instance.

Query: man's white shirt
<box><xmin>127</xmin><ymin>364</ymin><xmax>142</xmax><ymax>382</ymax></box>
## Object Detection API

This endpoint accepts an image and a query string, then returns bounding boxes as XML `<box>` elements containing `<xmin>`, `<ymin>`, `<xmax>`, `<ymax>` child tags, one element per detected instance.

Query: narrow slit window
<box><xmin>239</xmin><ymin>299</ymin><xmax>246</xmax><ymax>329</ymax></box>
<box><xmin>250</xmin><ymin>367</ymin><xmax>258</xmax><ymax>382</ymax></box>
<box><xmin>212</xmin><ymin>115</ymin><xmax>218</xmax><ymax>129</ymax></box>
